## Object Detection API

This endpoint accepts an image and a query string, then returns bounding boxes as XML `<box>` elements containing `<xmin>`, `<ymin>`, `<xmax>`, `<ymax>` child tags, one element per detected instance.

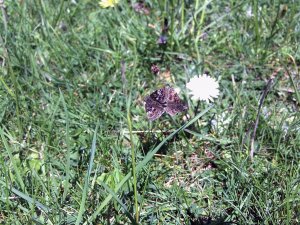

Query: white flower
<box><xmin>186</xmin><ymin>74</ymin><xmax>220</xmax><ymax>102</ymax></box>
<box><xmin>246</xmin><ymin>7</ymin><xmax>253</xmax><ymax>18</ymax></box>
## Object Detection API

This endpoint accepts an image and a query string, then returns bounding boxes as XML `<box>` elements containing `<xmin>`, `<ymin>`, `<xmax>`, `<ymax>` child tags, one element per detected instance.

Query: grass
<box><xmin>0</xmin><ymin>0</ymin><xmax>299</xmax><ymax>224</ymax></box>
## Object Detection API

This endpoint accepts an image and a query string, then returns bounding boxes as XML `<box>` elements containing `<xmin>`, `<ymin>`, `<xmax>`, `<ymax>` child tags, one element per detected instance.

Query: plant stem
<box><xmin>127</xmin><ymin>99</ymin><xmax>139</xmax><ymax>222</ymax></box>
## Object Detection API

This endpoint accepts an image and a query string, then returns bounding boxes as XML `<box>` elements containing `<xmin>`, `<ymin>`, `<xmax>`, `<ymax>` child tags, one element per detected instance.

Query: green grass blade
<box><xmin>98</xmin><ymin>181</ymin><xmax>137</xmax><ymax>224</ymax></box>
<box><xmin>0</xmin><ymin>179</ymin><xmax>49</xmax><ymax>213</ymax></box>
<box><xmin>0</xmin><ymin>76</ymin><xmax>15</xmax><ymax>97</ymax></box>
<box><xmin>75</xmin><ymin>121</ymin><xmax>99</xmax><ymax>225</ymax></box>
<box><xmin>184</xmin><ymin>128</ymin><xmax>232</xmax><ymax>145</ymax></box>
<box><xmin>0</xmin><ymin>127</ymin><xmax>25</xmax><ymax>191</ymax></box>
<box><xmin>88</xmin><ymin>105</ymin><xmax>214</xmax><ymax>223</ymax></box>
<box><xmin>126</xmin><ymin>87</ymin><xmax>139</xmax><ymax>222</ymax></box>
<box><xmin>60</xmin><ymin>90</ymin><xmax>71</xmax><ymax>201</ymax></box>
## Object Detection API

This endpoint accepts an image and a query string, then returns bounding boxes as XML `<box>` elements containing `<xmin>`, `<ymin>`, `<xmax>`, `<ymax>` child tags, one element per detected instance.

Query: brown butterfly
<box><xmin>144</xmin><ymin>86</ymin><xmax>188</xmax><ymax>121</ymax></box>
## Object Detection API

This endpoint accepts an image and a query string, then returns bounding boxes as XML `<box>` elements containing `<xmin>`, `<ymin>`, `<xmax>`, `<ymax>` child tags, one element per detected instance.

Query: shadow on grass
<box><xmin>139</xmin><ymin>132</ymin><xmax>173</xmax><ymax>155</ymax></box>
<box><xmin>188</xmin><ymin>209</ymin><xmax>237</xmax><ymax>225</ymax></box>
<box><xmin>189</xmin><ymin>216</ymin><xmax>237</xmax><ymax>225</ymax></box>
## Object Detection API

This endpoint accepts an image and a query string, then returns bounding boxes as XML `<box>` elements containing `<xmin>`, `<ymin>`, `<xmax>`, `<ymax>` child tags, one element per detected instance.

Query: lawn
<box><xmin>0</xmin><ymin>0</ymin><xmax>299</xmax><ymax>224</ymax></box>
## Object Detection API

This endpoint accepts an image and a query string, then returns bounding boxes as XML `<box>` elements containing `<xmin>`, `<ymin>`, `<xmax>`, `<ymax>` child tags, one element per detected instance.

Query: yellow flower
<box><xmin>99</xmin><ymin>0</ymin><xmax>119</xmax><ymax>8</ymax></box>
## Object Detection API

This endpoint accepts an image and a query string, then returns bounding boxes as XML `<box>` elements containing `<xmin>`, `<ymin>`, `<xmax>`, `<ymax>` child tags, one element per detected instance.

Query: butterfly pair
<box><xmin>144</xmin><ymin>86</ymin><xmax>188</xmax><ymax>121</ymax></box>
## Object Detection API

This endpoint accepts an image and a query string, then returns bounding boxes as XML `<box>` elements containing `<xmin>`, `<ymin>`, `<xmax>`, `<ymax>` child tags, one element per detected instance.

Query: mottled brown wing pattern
<box><xmin>165</xmin><ymin>87</ymin><xmax>188</xmax><ymax>116</ymax></box>
<box><xmin>144</xmin><ymin>86</ymin><xmax>187</xmax><ymax>121</ymax></box>
<box><xmin>144</xmin><ymin>96</ymin><xmax>165</xmax><ymax>121</ymax></box>
<box><xmin>149</xmin><ymin>87</ymin><xmax>168</xmax><ymax>105</ymax></box>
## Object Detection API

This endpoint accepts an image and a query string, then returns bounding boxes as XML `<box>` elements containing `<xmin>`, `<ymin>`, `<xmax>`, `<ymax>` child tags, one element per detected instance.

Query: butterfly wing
<box><xmin>165</xmin><ymin>88</ymin><xmax>188</xmax><ymax>116</ymax></box>
<box><xmin>149</xmin><ymin>87</ymin><xmax>168</xmax><ymax>105</ymax></box>
<box><xmin>165</xmin><ymin>103</ymin><xmax>188</xmax><ymax>116</ymax></box>
<box><xmin>145</xmin><ymin>96</ymin><xmax>165</xmax><ymax>121</ymax></box>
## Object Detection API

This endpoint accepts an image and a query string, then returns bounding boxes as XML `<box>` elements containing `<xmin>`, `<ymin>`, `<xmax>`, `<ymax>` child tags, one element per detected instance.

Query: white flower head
<box><xmin>246</xmin><ymin>6</ymin><xmax>253</xmax><ymax>18</ymax></box>
<box><xmin>186</xmin><ymin>74</ymin><xmax>220</xmax><ymax>103</ymax></box>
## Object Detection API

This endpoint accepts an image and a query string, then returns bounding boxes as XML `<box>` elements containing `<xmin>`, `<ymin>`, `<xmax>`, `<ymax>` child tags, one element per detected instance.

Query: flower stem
<box><xmin>127</xmin><ymin>90</ymin><xmax>139</xmax><ymax>223</ymax></box>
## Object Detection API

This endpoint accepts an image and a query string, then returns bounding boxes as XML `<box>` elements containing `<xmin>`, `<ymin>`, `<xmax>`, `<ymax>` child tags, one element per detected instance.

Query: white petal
<box><xmin>186</xmin><ymin>74</ymin><xmax>220</xmax><ymax>102</ymax></box>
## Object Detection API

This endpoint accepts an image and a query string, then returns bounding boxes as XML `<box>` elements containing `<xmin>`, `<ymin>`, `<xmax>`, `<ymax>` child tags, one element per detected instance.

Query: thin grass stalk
<box><xmin>0</xmin><ymin>154</ymin><xmax>10</xmax><ymax>209</ymax></box>
<box><xmin>127</xmin><ymin>96</ymin><xmax>139</xmax><ymax>222</ymax></box>
<box><xmin>284</xmin><ymin>55</ymin><xmax>300</xmax><ymax>105</ymax></box>
<box><xmin>194</xmin><ymin>0</ymin><xmax>208</xmax><ymax>61</ymax></box>
<box><xmin>34</xmin><ymin>0</ymin><xmax>49</xmax><ymax>39</ymax></box>
<box><xmin>61</xmin><ymin>91</ymin><xmax>71</xmax><ymax>201</ymax></box>
<box><xmin>0</xmin><ymin>76</ymin><xmax>14</xmax><ymax>97</ymax></box>
<box><xmin>0</xmin><ymin>24</ymin><xmax>14</xmax><ymax>97</ymax></box>
<box><xmin>192</xmin><ymin>0</ymin><xmax>199</xmax><ymax>34</ymax></box>
<box><xmin>250</xmin><ymin>78</ymin><xmax>274</xmax><ymax>161</ymax></box>
<box><xmin>261</xmin><ymin>4</ymin><xmax>281</xmax><ymax>61</ymax></box>
<box><xmin>7</xmin><ymin>58</ymin><xmax>23</xmax><ymax>139</ymax></box>
<box><xmin>281</xmin><ymin>3</ymin><xmax>297</xmax><ymax>46</ymax></box>
<box><xmin>75</xmin><ymin>122</ymin><xmax>99</xmax><ymax>225</ymax></box>
<box><xmin>0</xmin><ymin>128</ymin><xmax>25</xmax><ymax>191</ymax></box>
<box><xmin>52</xmin><ymin>0</ymin><xmax>65</xmax><ymax>27</ymax></box>
<box><xmin>45</xmin><ymin>95</ymin><xmax>62</xmax><ymax>155</ymax></box>
<box><xmin>163</xmin><ymin>0</ymin><xmax>167</xmax><ymax>20</ymax></box>
<box><xmin>197</xmin><ymin>0</ymin><xmax>208</xmax><ymax>35</ymax></box>
<box><xmin>180</xmin><ymin>1</ymin><xmax>185</xmax><ymax>32</ymax></box>
<box><xmin>285</xmin><ymin>160</ymin><xmax>296</xmax><ymax>223</ymax></box>
<box><xmin>253</xmin><ymin>0</ymin><xmax>260</xmax><ymax>55</ymax></box>
<box><xmin>0</xmin><ymin>11</ymin><xmax>22</xmax><ymax>138</ymax></box>
<box><xmin>0</xmin><ymin>0</ymin><xmax>8</xmax><ymax>32</ymax></box>
<box><xmin>170</xmin><ymin>0</ymin><xmax>175</xmax><ymax>49</ymax></box>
